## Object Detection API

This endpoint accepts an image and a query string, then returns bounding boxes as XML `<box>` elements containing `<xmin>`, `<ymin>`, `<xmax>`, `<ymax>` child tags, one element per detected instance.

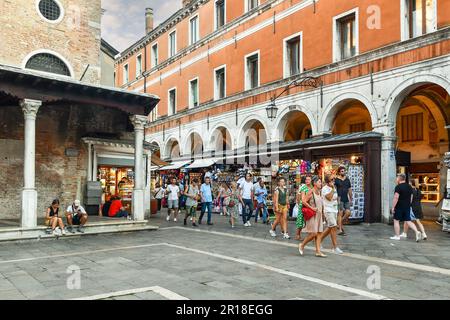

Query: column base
<box><xmin>133</xmin><ymin>189</ymin><xmax>145</xmax><ymax>221</ymax></box>
<box><xmin>21</xmin><ymin>188</ymin><xmax>37</xmax><ymax>229</ymax></box>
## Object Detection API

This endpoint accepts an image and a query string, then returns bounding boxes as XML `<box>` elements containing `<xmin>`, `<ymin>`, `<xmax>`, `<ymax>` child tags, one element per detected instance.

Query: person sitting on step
<box><xmin>66</xmin><ymin>200</ymin><xmax>88</xmax><ymax>233</ymax></box>
<box><xmin>46</xmin><ymin>199</ymin><xmax>66</xmax><ymax>236</ymax></box>
<box><xmin>108</xmin><ymin>196</ymin><xmax>130</xmax><ymax>219</ymax></box>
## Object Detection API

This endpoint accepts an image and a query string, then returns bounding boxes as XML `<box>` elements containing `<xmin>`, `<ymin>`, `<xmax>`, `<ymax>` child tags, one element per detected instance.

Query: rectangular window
<box><xmin>349</xmin><ymin>123</ymin><xmax>366</xmax><ymax>133</ymax></box>
<box><xmin>189</xmin><ymin>78</ymin><xmax>199</xmax><ymax>108</ymax></box>
<box><xmin>215</xmin><ymin>0</ymin><xmax>225</xmax><ymax>29</ymax></box>
<box><xmin>246</xmin><ymin>0</ymin><xmax>259</xmax><ymax>11</ymax></box>
<box><xmin>123</xmin><ymin>64</ymin><xmax>129</xmax><ymax>85</ymax></box>
<box><xmin>401</xmin><ymin>113</ymin><xmax>424</xmax><ymax>142</ymax></box>
<box><xmin>169</xmin><ymin>31</ymin><xmax>177</xmax><ymax>58</ymax></box>
<box><xmin>407</xmin><ymin>0</ymin><xmax>436</xmax><ymax>38</ymax></box>
<box><xmin>338</xmin><ymin>13</ymin><xmax>357</xmax><ymax>60</ymax></box>
<box><xmin>150</xmin><ymin>104</ymin><xmax>158</xmax><ymax>122</ymax></box>
<box><xmin>215</xmin><ymin>66</ymin><xmax>226</xmax><ymax>100</ymax></box>
<box><xmin>136</xmin><ymin>55</ymin><xmax>142</xmax><ymax>78</ymax></box>
<box><xmin>168</xmin><ymin>88</ymin><xmax>177</xmax><ymax>116</ymax></box>
<box><xmin>245</xmin><ymin>52</ymin><xmax>259</xmax><ymax>90</ymax></box>
<box><xmin>151</xmin><ymin>43</ymin><xmax>158</xmax><ymax>67</ymax></box>
<box><xmin>189</xmin><ymin>16</ymin><xmax>199</xmax><ymax>45</ymax></box>
<box><xmin>284</xmin><ymin>34</ymin><xmax>301</xmax><ymax>77</ymax></box>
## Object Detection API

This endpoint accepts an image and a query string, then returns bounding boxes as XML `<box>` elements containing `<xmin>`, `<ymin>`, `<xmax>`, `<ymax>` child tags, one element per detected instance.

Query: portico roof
<box><xmin>0</xmin><ymin>64</ymin><xmax>159</xmax><ymax>116</ymax></box>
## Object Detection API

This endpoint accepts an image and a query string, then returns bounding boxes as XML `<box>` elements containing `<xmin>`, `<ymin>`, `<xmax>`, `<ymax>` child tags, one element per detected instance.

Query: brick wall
<box><xmin>0</xmin><ymin>103</ymin><xmax>131</xmax><ymax>220</ymax></box>
<box><xmin>0</xmin><ymin>0</ymin><xmax>102</xmax><ymax>84</ymax></box>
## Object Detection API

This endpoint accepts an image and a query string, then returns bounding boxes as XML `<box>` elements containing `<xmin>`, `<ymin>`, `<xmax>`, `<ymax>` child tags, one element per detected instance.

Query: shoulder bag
<box><xmin>302</xmin><ymin>191</ymin><xmax>317</xmax><ymax>221</ymax></box>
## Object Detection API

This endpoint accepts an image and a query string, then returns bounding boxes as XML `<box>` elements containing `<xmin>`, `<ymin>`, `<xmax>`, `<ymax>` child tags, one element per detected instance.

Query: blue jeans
<box><xmin>242</xmin><ymin>199</ymin><xmax>254</xmax><ymax>224</ymax></box>
<box><xmin>200</xmin><ymin>202</ymin><xmax>213</xmax><ymax>224</ymax></box>
<box><xmin>256</xmin><ymin>203</ymin><xmax>268</xmax><ymax>223</ymax></box>
<box><xmin>114</xmin><ymin>210</ymin><xmax>129</xmax><ymax>218</ymax></box>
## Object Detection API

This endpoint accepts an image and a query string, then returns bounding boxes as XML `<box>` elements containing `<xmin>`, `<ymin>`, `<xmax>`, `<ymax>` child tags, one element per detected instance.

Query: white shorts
<box><xmin>324</xmin><ymin>211</ymin><xmax>338</xmax><ymax>228</ymax></box>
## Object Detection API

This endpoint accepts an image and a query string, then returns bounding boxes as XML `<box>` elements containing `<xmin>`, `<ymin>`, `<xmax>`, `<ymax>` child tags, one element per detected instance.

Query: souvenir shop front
<box><xmin>267</xmin><ymin>132</ymin><xmax>382</xmax><ymax>223</ymax></box>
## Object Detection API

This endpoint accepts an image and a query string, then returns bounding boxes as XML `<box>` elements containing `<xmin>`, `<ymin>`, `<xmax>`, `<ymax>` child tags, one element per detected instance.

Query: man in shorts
<box><xmin>66</xmin><ymin>200</ymin><xmax>88</xmax><ymax>233</ymax></box>
<box><xmin>166</xmin><ymin>177</ymin><xmax>180</xmax><ymax>222</ymax></box>
<box><xmin>390</xmin><ymin>174</ymin><xmax>422</xmax><ymax>242</ymax></box>
<box><xmin>335</xmin><ymin>166</ymin><xmax>352</xmax><ymax>236</ymax></box>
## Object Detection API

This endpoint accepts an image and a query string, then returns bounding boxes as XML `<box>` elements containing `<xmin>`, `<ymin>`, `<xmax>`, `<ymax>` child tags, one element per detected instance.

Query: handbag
<box><xmin>292</xmin><ymin>204</ymin><xmax>299</xmax><ymax>218</ymax></box>
<box><xmin>302</xmin><ymin>192</ymin><xmax>317</xmax><ymax>221</ymax></box>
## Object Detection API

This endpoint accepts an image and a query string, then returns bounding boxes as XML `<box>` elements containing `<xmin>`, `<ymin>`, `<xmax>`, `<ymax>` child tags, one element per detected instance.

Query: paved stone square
<box><xmin>0</xmin><ymin>210</ymin><xmax>449</xmax><ymax>300</ymax></box>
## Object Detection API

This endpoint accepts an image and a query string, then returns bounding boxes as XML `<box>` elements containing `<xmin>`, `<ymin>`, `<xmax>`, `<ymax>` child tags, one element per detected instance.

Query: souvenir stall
<box><xmin>98</xmin><ymin>167</ymin><xmax>134</xmax><ymax>209</ymax></box>
<box><xmin>316</xmin><ymin>156</ymin><xmax>365</xmax><ymax>221</ymax></box>
<box><xmin>441</xmin><ymin>152</ymin><xmax>450</xmax><ymax>232</ymax></box>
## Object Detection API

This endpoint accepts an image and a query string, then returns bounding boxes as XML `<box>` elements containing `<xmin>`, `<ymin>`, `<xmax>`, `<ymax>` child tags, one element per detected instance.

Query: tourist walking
<box><xmin>225</xmin><ymin>182</ymin><xmax>240</xmax><ymax>228</ymax></box>
<box><xmin>239</xmin><ymin>173</ymin><xmax>255</xmax><ymax>227</ymax></box>
<box><xmin>270</xmin><ymin>177</ymin><xmax>290</xmax><ymax>239</ymax></box>
<box><xmin>154</xmin><ymin>183</ymin><xmax>165</xmax><ymax>212</ymax></box>
<box><xmin>199</xmin><ymin>176</ymin><xmax>214</xmax><ymax>225</ymax></box>
<box><xmin>45</xmin><ymin>199</ymin><xmax>66</xmax><ymax>236</ymax></box>
<box><xmin>166</xmin><ymin>177</ymin><xmax>180</xmax><ymax>222</ymax></box>
<box><xmin>217</xmin><ymin>182</ymin><xmax>228</xmax><ymax>216</ymax></box>
<box><xmin>390</xmin><ymin>174</ymin><xmax>422</xmax><ymax>242</ymax></box>
<box><xmin>295</xmin><ymin>176</ymin><xmax>311</xmax><ymax>241</ymax></box>
<box><xmin>298</xmin><ymin>177</ymin><xmax>326</xmax><ymax>257</ymax></box>
<box><xmin>184</xmin><ymin>178</ymin><xmax>200</xmax><ymax>227</ymax></box>
<box><xmin>402</xmin><ymin>180</ymin><xmax>428</xmax><ymax>240</ymax></box>
<box><xmin>254</xmin><ymin>178</ymin><xmax>269</xmax><ymax>224</ymax></box>
<box><xmin>320</xmin><ymin>175</ymin><xmax>344</xmax><ymax>254</ymax></box>
<box><xmin>335</xmin><ymin>166</ymin><xmax>352</xmax><ymax>236</ymax></box>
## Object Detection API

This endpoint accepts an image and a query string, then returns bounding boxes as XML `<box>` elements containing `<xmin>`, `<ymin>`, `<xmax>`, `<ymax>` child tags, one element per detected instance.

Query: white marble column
<box><xmin>20</xmin><ymin>99</ymin><xmax>42</xmax><ymax>229</ymax></box>
<box><xmin>130</xmin><ymin>115</ymin><xmax>149</xmax><ymax>221</ymax></box>
<box><xmin>374</xmin><ymin>123</ymin><xmax>397</xmax><ymax>223</ymax></box>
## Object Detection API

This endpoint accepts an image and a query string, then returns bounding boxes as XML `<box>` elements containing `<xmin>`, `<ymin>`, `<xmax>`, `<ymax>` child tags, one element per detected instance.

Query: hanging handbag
<box><xmin>302</xmin><ymin>192</ymin><xmax>317</xmax><ymax>221</ymax></box>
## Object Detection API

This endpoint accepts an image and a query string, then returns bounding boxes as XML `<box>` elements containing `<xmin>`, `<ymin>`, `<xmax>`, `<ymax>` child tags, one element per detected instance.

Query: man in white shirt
<box><xmin>166</xmin><ymin>177</ymin><xmax>181</xmax><ymax>222</ymax></box>
<box><xmin>237</xmin><ymin>175</ymin><xmax>245</xmax><ymax>216</ymax></box>
<box><xmin>66</xmin><ymin>200</ymin><xmax>88</xmax><ymax>233</ymax></box>
<box><xmin>239</xmin><ymin>173</ymin><xmax>255</xmax><ymax>227</ymax></box>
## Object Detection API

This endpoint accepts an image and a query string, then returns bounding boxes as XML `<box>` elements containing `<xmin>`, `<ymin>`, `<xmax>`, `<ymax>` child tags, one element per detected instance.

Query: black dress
<box><xmin>411</xmin><ymin>188</ymin><xmax>423</xmax><ymax>220</ymax></box>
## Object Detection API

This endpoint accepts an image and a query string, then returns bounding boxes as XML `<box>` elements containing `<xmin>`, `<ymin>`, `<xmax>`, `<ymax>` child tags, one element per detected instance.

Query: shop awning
<box><xmin>160</xmin><ymin>160</ymin><xmax>192</xmax><ymax>170</ymax></box>
<box><xmin>186</xmin><ymin>159</ymin><xmax>217</xmax><ymax>169</ymax></box>
<box><xmin>151</xmin><ymin>154</ymin><xmax>169</xmax><ymax>167</ymax></box>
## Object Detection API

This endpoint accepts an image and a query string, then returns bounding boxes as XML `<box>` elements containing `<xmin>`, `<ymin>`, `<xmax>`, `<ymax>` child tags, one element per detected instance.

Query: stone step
<box><xmin>0</xmin><ymin>220</ymin><xmax>158</xmax><ymax>242</ymax></box>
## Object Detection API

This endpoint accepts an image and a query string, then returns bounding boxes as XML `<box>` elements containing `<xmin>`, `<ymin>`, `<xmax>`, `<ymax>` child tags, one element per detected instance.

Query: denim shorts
<box><xmin>168</xmin><ymin>200</ymin><xmax>179</xmax><ymax>209</ymax></box>
<box><xmin>339</xmin><ymin>201</ymin><xmax>351</xmax><ymax>211</ymax></box>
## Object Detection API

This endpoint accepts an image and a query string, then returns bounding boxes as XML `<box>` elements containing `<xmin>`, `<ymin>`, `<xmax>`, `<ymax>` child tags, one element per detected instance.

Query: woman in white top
<box><xmin>154</xmin><ymin>183</ymin><xmax>165</xmax><ymax>212</ymax></box>
<box><xmin>320</xmin><ymin>174</ymin><xmax>343</xmax><ymax>254</ymax></box>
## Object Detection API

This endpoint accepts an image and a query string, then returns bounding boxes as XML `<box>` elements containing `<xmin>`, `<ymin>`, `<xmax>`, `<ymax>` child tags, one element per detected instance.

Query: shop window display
<box><xmin>98</xmin><ymin>167</ymin><xmax>134</xmax><ymax>209</ymax></box>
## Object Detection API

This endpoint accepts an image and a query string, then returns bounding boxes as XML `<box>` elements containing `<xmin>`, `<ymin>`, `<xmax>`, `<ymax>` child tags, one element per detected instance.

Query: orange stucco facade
<box><xmin>115</xmin><ymin>0</ymin><xmax>450</xmax><ymax>132</ymax></box>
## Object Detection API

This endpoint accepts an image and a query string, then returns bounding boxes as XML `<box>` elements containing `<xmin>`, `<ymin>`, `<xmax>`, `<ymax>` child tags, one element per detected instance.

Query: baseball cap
<box><xmin>74</xmin><ymin>200</ymin><xmax>81</xmax><ymax>207</ymax></box>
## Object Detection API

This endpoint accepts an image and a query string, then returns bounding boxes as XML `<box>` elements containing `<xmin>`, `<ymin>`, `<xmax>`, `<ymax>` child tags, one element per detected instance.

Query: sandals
<box><xmin>315</xmin><ymin>252</ymin><xmax>327</xmax><ymax>258</ymax></box>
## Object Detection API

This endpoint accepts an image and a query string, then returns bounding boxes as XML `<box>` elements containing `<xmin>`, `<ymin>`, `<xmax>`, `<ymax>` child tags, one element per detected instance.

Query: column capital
<box><xmin>20</xmin><ymin>99</ymin><xmax>42</xmax><ymax>119</ymax></box>
<box><xmin>130</xmin><ymin>115</ymin><xmax>149</xmax><ymax>130</ymax></box>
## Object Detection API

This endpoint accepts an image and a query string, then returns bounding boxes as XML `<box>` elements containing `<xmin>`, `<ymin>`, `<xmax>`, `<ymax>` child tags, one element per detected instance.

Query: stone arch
<box><xmin>385</xmin><ymin>74</ymin><xmax>450</xmax><ymax>125</ymax></box>
<box><xmin>274</xmin><ymin>106</ymin><xmax>316</xmax><ymax>142</ymax></box>
<box><xmin>320</xmin><ymin>92</ymin><xmax>377</xmax><ymax>134</ymax></box>
<box><xmin>149</xmin><ymin>139</ymin><xmax>162</xmax><ymax>158</ymax></box>
<box><xmin>238</xmin><ymin>116</ymin><xmax>269</xmax><ymax>149</ymax></box>
<box><xmin>164</xmin><ymin>136</ymin><xmax>181</xmax><ymax>160</ymax></box>
<box><xmin>183</xmin><ymin>130</ymin><xmax>205</xmax><ymax>157</ymax></box>
<box><xmin>22</xmin><ymin>48</ymin><xmax>74</xmax><ymax>78</ymax></box>
<box><xmin>208</xmin><ymin>123</ymin><xmax>235</xmax><ymax>152</ymax></box>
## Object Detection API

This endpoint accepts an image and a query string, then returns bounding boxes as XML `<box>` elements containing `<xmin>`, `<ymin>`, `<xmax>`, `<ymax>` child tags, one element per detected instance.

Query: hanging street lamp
<box><xmin>266</xmin><ymin>76</ymin><xmax>322</xmax><ymax>121</ymax></box>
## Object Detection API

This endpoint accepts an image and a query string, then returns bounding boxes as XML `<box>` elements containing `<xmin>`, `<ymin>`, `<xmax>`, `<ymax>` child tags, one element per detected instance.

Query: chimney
<box><xmin>145</xmin><ymin>8</ymin><xmax>154</xmax><ymax>34</ymax></box>
<box><xmin>182</xmin><ymin>0</ymin><xmax>191</xmax><ymax>7</ymax></box>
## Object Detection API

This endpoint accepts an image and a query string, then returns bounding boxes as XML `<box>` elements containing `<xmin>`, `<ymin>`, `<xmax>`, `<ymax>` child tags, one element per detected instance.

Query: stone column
<box><xmin>130</xmin><ymin>115</ymin><xmax>149</xmax><ymax>221</ymax></box>
<box><xmin>20</xmin><ymin>99</ymin><xmax>42</xmax><ymax>229</ymax></box>
<box><xmin>374</xmin><ymin>123</ymin><xmax>397</xmax><ymax>223</ymax></box>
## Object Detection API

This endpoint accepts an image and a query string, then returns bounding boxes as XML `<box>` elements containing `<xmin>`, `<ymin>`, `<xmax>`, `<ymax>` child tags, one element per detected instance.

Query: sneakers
<box><xmin>415</xmin><ymin>231</ymin><xmax>422</xmax><ymax>242</ymax></box>
<box><xmin>174</xmin><ymin>218</ymin><xmax>177</xmax><ymax>222</ymax></box>
<box><xmin>247</xmin><ymin>222</ymin><xmax>252</xmax><ymax>227</ymax></box>
<box><xmin>400</xmin><ymin>233</ymin><xmax>407</xmax><ymax>238</ymax></box>
<box><xmin>390</xmin><ymin>235</ymin><xmax>401</xmax><ymax>241</ymax></box>
<box><xmin>183</xmin><ymin>219</ymin><xmax>187</xmax><ymax>226</ymax></box>
<box><xmin>166</xmin><ymin>216</ymin><xmax>170</xmax><ymax>222</ymax></box>
<box><xmin>283</xmin><ymin>233</ymin><xmax>290</xmax><ymax>240</ymax></box>
<box><xmin>269</xmin><ymin>230</ymin><xmax>277</xmax><ymax>237</ymax></box>
<box><xmin>78</xmin><ymin>226</ymin><xmax>85</xmax><ymax>234</ymax></box>
<box><xmin>244</xmin><ymin>222</ymin><xmax>250</xmax><ymax>227</ymax></box>
<box><xmin>298</xmin><ymin>246</ymin><xmax>304</xmax><ymax>256</ymax></box>
<box><xmin>61</xmin><ymin>229</ymin><xmax>67</xmax><ymax>236</ymax></box>
<box><xmin>332</xmin><ymin>247</ymin><xmax>344</xmax><ymax>255</ymax></box>
<box><xmin>422</xmin><ymin>232</ymin><xmax>428</xmax><ymax>240</ymax></box>
<box><xmin>67</xmin><ymin>226</ymin><xmax>75</xmax><ymax>234</ymax></box>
